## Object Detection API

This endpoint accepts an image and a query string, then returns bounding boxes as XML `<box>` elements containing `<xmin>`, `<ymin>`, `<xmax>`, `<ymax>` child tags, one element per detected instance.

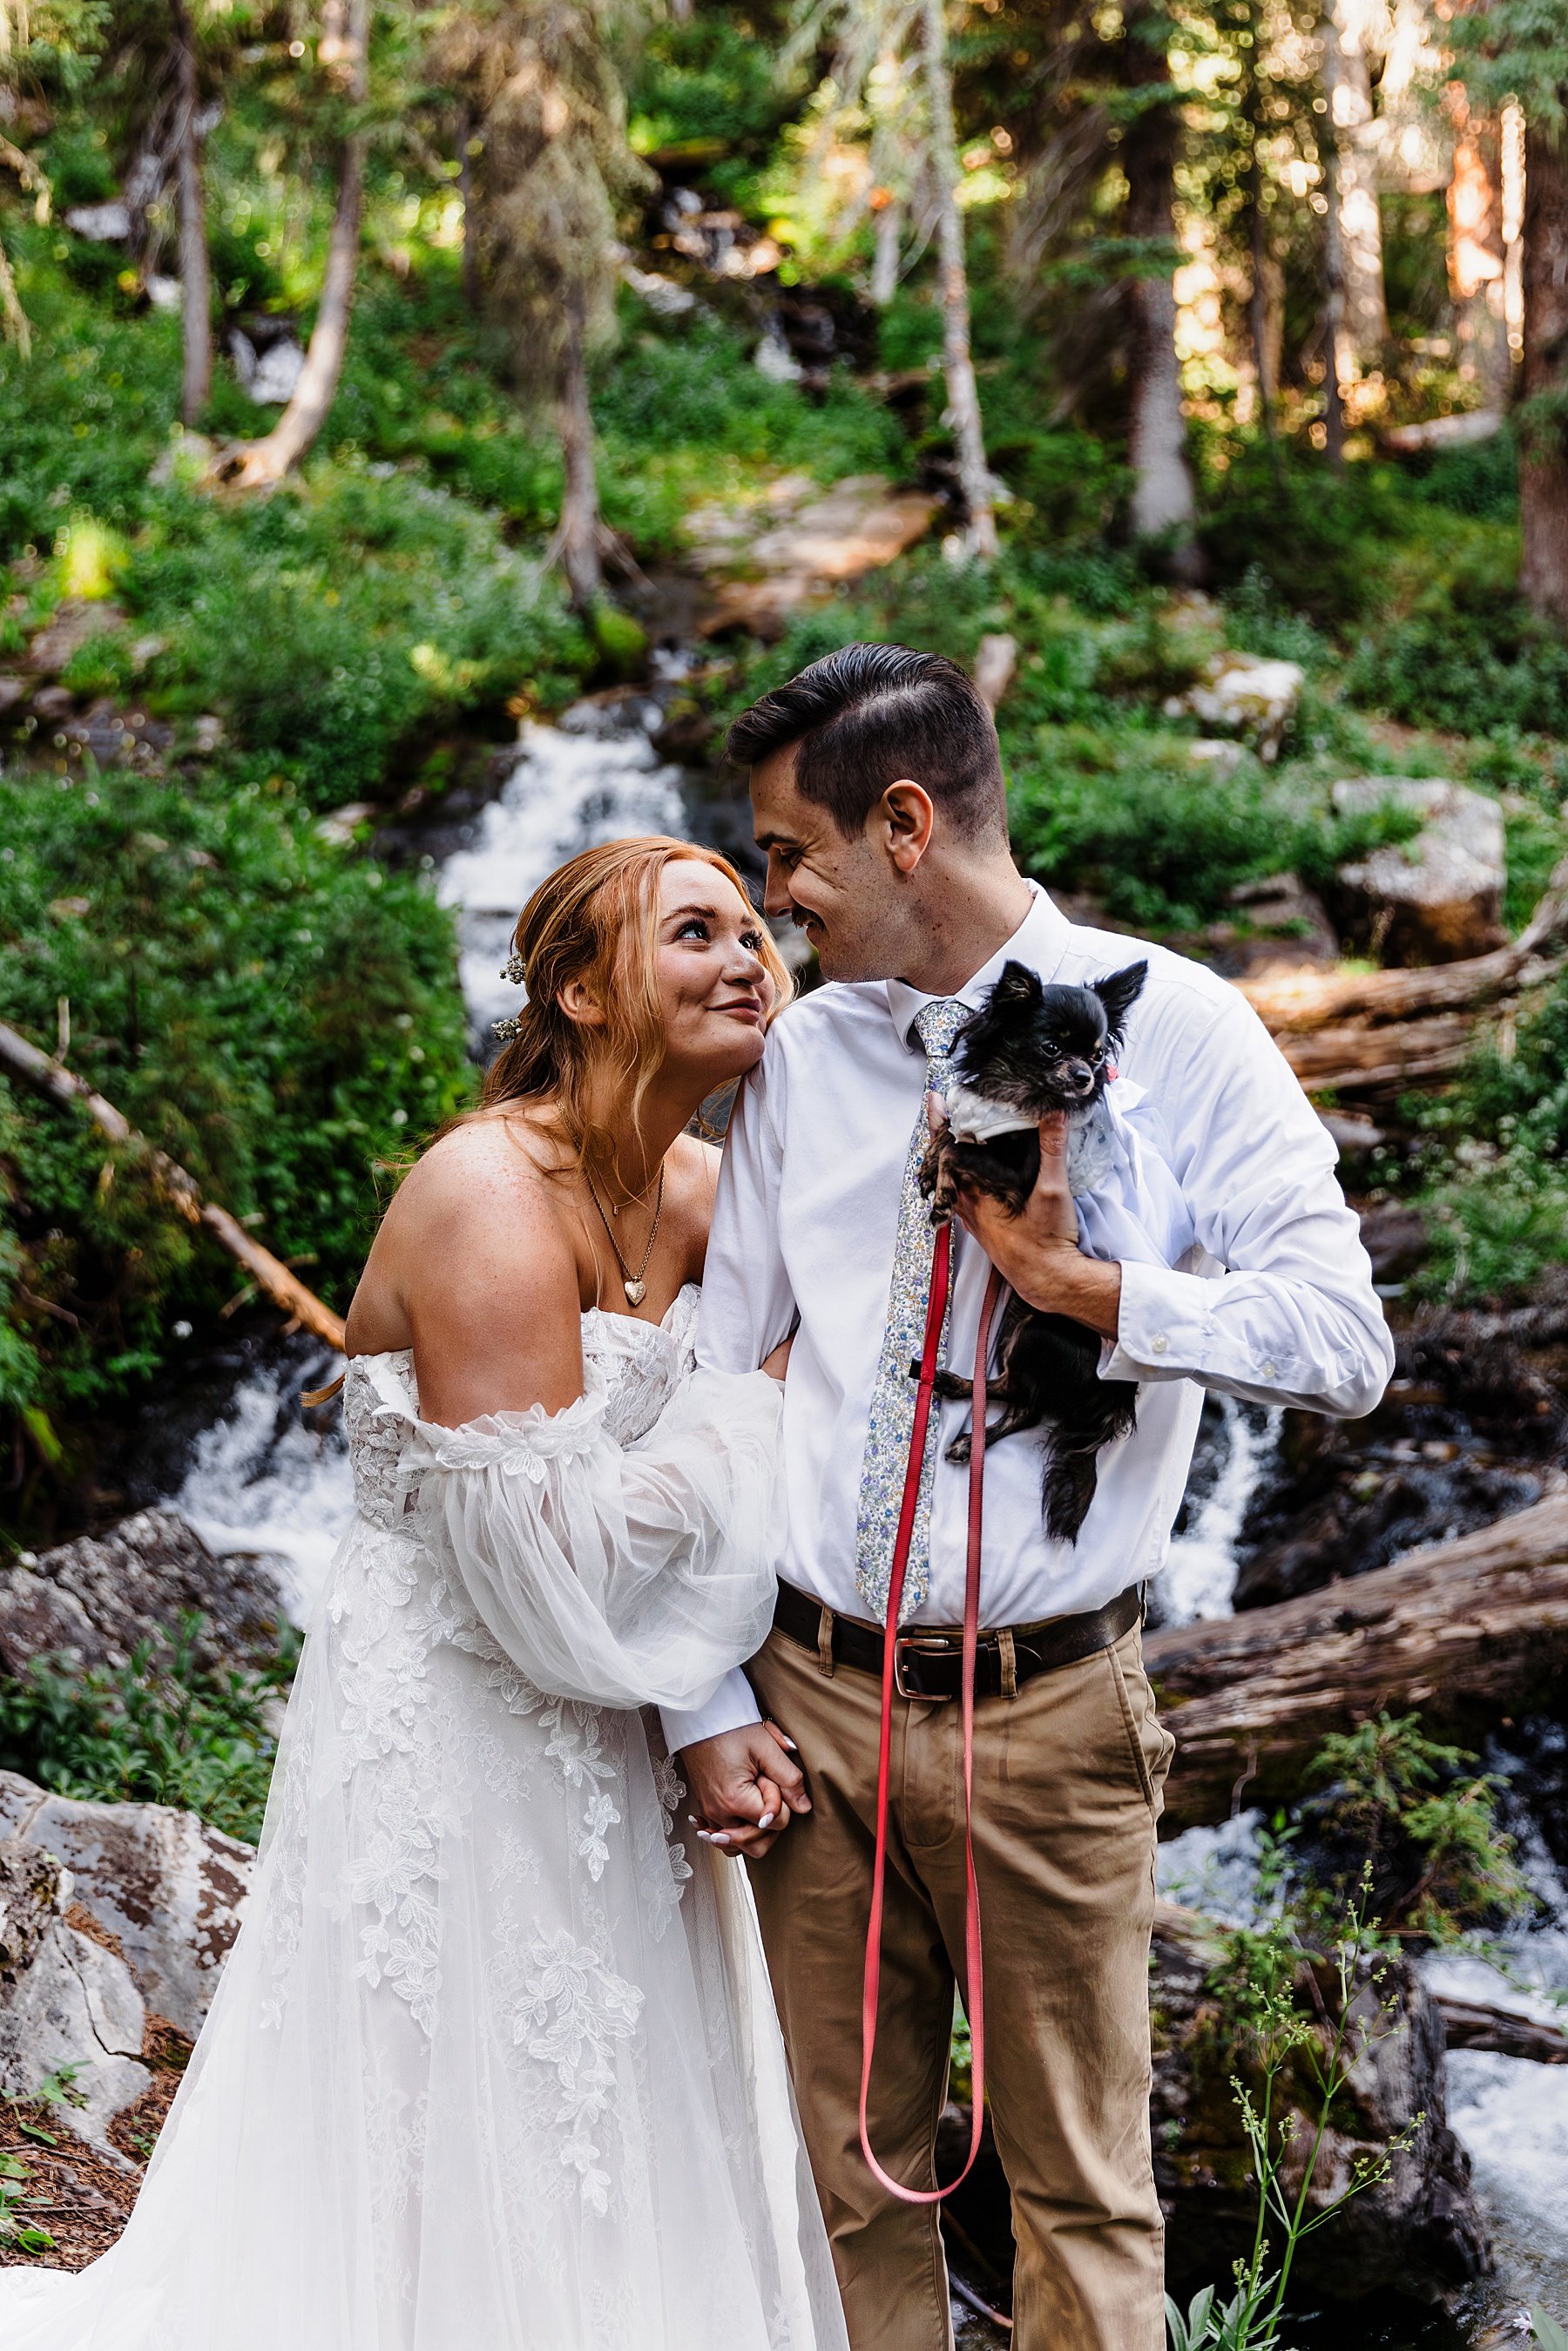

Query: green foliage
<box><xmin>629</xmin><ymin>12</ymin><xmax>795</xmax><ymax>194</ymax></box>
<box><xmin>1416</xmin><ymin>967</ymin><xmax>1568</xmax><ymax>1302</ymax></box>
<box><xmin>0</xmin><ymin>762</ymin><xmax>473</xmax><ymax>1455</ymax></box>
<box><xmin>1008</xmin><ymin>732</ymin><xmax>1416</xmax><ymax>934</ymax></box>
<box><xmin>129</xmin><ymin>472</ymin><xmax>588</xmax><ymax>799</ymax></box>
<box><xmin>1306</xmin><ymin>1713</ymin><xmax>1528</xmax><ymax>1941</ymax></box>
<box><xmin>1532</xmin><ymin>2310</ymin><xmax>1568</xmax><ymax>2351</ymax></box>
<box><xmin>1197</xmin><ymin>448</ymin><xmax>1404</xmax><ymax>626</ymax></box>
<box><xmin>1173</xmin><ymin>1870</ymin><xmax>1423</xmax><ymax>2351</ymax></box>
<box><xmin>0</xmin><ymin>2141</ymin><xmax>57</xmax><ymax>2258</ymax></box>
<box><xmin>1345</xmin><ymin>586</ymin><xmax>1568</xmax><ymax>740</ymax></box>
<box><xmin>1407</xmin><ymin>430</ymin><xmax>1520</xmax><ymax>526</ymax></box>
<box><xmin>0</xmin><ymin>1613</ymin><xmax>300</xmax><ymax>1842</ymax></box>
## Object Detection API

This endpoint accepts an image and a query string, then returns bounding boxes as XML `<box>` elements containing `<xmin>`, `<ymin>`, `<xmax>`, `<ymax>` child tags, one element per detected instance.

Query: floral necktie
<box><xmin>855</xmin><ymin>997</ymin><xmax>970</xmax><ymax>1622</ymax></box>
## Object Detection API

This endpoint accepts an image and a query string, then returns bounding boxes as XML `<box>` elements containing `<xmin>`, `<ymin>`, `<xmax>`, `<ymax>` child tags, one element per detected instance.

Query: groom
<box><xmin>666</xmin><ymin>644</ymin><xmax>1393</xmax><ymax>2351</ymax></box>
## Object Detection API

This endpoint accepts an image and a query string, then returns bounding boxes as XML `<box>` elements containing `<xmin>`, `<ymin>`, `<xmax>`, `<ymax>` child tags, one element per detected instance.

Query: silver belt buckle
<box><xmin>893</xmin><ymin>1632</ymin><xmax>959</xmax><ymax>1701</ymax></box>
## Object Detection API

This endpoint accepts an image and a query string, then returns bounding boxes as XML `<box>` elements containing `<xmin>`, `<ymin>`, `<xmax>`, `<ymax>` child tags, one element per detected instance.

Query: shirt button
<box><xmin>1151</xmin><ymin>1334</ymin><xmax>1169</xmax><ymax>1355</ymax></box>
<box><xmin>1261</xmin><ymin>1361</ymin><xmax>1277</xmax><ymax>1380</ymax></box>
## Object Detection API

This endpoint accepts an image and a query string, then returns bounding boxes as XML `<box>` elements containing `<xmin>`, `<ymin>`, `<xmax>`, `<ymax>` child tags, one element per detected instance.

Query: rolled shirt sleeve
<box><xmin>1099</xmin><ymin>989</ymin><xmax>1396</xmax><ymax>1415</ymax></box>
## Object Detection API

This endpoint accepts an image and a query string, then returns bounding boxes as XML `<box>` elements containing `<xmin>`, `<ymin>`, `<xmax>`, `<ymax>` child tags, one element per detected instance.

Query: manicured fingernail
<box><xmin>686</xmin><ymin>1814</ymin><xmax>699</xmax><ymax>1825</ymax></box>
<box><xmin>758</xmin><ymin>1811</ymin><xmax>775</xmax><ymax>1829</ymax></box>
<box><xmin>779</xmin><ymin>1736</ymin><xmax>799</xmax><ymax>1752</ymax></box>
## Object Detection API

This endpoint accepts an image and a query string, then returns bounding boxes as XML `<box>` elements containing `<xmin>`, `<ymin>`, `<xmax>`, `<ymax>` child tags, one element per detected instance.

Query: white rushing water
<box><xmin>439</xmin><ymin>703</ymin><xmax>685</xmax><ymax>1040</ymax></box>
<box><xmin>170</xmin><ymin>1351</ymin><xmax>356</xmax><ymax>1623</ymax></box>
<box><xmin>1160</xmin><ymin>1398</ymin><xmax>1279</xmax><ymax>1626</ymax></box>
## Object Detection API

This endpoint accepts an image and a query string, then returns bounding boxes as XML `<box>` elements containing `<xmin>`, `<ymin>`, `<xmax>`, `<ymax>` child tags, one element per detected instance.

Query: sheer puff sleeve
<box><xmin>402</xmin><ymin>1365</ymin><xmax>784</xmax><ymax>1714</ymax></box>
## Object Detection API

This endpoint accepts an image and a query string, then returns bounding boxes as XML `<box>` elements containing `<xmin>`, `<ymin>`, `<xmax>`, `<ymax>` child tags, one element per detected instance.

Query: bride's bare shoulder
<box><xmin>393</xmin><ymin>1111</ymin><xmax>567</xmax><ymax>1229</ymax></box>
<box><xmin>346</xmin><ymin>1111</ymin><xmax>579</xmax><ymax>1359</ymax></box>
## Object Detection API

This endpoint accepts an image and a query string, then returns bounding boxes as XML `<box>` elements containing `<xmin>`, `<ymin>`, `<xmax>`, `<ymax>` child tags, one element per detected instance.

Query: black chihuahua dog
<box><xmin>917</xmin><ymin>957</ymin><xmax>1148</xmax><ymax>1544</ymax></box>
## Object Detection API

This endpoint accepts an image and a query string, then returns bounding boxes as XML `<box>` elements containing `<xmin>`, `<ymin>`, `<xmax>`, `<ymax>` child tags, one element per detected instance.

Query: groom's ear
<box><xmin>878</xmin><ymin>780</ymin><xmax>936</xmax><ymax>874</ymax></box>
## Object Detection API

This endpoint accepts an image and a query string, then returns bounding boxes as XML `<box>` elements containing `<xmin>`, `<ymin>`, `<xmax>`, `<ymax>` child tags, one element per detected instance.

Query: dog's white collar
<box><xmin>940</xmin><ymin>1077</ymin><xmax>1041</xmax><ymax>1146</ymax></box>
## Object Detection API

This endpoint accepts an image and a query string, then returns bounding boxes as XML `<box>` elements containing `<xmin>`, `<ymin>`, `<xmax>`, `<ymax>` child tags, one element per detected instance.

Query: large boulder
<box><xmin>1166</xmin><ymin>651</ymin><xmax>1306</xmax><ymax>762</ymax></box>
<box><xmin>0</xmin><ymin>1837</ymin><xmax>150</xmax><ymax>2152</ymax></box>
<box><xmin>0</xmin><ymin>1773</ymin><xmax>253</xmax><ymax>2039</ymax></box>
<box><xmin>0</xmin><ymin>1506</ymin><xmax>282</xmax><ymax>1680</ymax></box>
<box><xmin>1331</xmin><ymin>779</ymin><xmax>1507</xmax><ymax>965</ymax></box>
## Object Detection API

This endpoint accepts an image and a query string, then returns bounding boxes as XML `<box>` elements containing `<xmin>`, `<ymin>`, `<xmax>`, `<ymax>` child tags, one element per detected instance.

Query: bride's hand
<box><xmin>679</xmin><ymin>1720</ymin><xmax>809</xmax><ymax>1859</ymax></box>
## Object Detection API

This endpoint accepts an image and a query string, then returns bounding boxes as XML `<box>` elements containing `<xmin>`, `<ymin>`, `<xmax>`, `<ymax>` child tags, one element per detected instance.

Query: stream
<box><xmin>139</xmin><ymin>688</ymin><xmax>1565</xmax><ymax>2345</ymax></box>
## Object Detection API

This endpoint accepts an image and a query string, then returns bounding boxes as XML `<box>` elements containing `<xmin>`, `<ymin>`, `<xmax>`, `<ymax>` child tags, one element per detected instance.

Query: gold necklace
<box><xmin>585</xmin><ymin>1166</ymin><xmax>666</xmax><ymax>1308</ymax></box>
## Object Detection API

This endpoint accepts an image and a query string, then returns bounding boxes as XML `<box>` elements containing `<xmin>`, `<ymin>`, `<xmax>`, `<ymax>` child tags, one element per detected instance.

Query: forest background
<box><xmin>2</xmin><ymin>0</ymin><xmax>1567</xmax><ymax>1515</ymax></box>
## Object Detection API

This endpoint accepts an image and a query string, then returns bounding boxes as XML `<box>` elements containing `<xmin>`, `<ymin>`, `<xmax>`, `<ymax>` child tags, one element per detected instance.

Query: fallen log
<box><xmin>0</xmin><ymin>1019</ymin><xmax>346</xmax><ymax>1354</ymax></box>
<box><xmin>1275</xmin><ymin>1009</ymin><xmax>1476</xmax><ymax>1095</ymax></box>
<box><xmin>1238</xmin><ymin>856</ymin><xmax>1568</xmax><ymax>1036</ymax></box>
<box><xmin>1146</xmin><ymin>1495</ymin><xmax>1568</xmax><ymax>1829</ymax></box>
<box><xmin>1436</xmin><ymin>1994</ymin><xmax>1568</xmax><ymax>2064</ymax></box>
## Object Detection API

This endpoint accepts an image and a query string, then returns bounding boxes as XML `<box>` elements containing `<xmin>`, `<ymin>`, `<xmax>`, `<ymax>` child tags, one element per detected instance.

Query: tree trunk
<box><xmin>555</xmin><ymin>284</ymin><xmax>602</xmax><ymax>611</ymax></box>
<box><xmin>457</xmin><ymin>107</ymin><xmax>480</xmax><ymax>314</ymax></box>
<box><xmin>220</xmin><ymin>0</ymin><xmax>368</xmax><ymax>489</ymax></box>
<box><xmin>1321</xmin><ymin>0</ymin><xmax>1388</xmax><ymax>375</ymax></box>
<box><xmin>1446</xmin><ymin>86</ymin><xmax>1511</xmax><ymax>405</ymax></box>
<box><xmin>0</xmin><ymin>227</ymin><xmax>29</xmax><ymax>358</ymax></box>
<box><xmin>919</xmin><ymin>0</ymin><xmax>997</xmax><ymax>561</ymax></box>
<box><xmin>1520</xmin><ymin>111</ymin><xmax>1568</xmax><ymax>625</ymax></box>
<box><xmin>1121</xmin><ymin>2</ymin><xmax>1200</xmax><ymax>566</ymax></box>
<box><xmin>1241</xmin><ymin>45</ymin><xmax>1278</xmax><ymax>436</ymax></box>
<box><xmin>870</xmin><ymin>190</ymin><xmax>902</xmax><ymax>307</ymax></box>
<box><xmin>1320</xmin><ymin>108</ymin><xmax>1348</xmax><ymax>466</ymax></box>
<box><xmin>1146</xmin><ymin>1494</ymin><xmax>1568</xmax><ymax>1829</ymax></box>
<box><xmin>170</xmin><ymin>0</ymin><xmax>210</xmax><ymax>426</ymax></box>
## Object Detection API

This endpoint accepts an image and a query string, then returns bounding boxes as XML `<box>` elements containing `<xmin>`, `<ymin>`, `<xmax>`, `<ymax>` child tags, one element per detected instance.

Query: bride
<box><xmin>0</xmin><ymin>836</ymin><xmax>847</xmax><ymax>2351</ymax></box>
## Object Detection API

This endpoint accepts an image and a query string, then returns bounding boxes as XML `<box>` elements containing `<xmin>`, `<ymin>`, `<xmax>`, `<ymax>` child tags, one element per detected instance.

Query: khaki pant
<box><xmin>746</xmin><ymin>1618</ymin><xmax>1173</xmax><ymax>2351</ymax></box>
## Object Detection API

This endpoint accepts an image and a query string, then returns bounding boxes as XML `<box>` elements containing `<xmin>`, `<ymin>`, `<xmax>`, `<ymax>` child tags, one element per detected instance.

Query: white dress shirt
<box><xmin>661</xmin><ymin>884</ymin><xmax>1395</xmax><ymax>1752</ymax></box>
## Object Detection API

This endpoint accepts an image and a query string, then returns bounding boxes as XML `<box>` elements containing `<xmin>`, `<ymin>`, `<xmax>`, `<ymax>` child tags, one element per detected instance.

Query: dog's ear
<box><xmin>986</xmin><ymin>960</ymin><xmax>1045</xmax><ymax>1013</ymax></box>
<box><xmin>1092</xmin><ymin>960</ymin><xmax>1148</xmax><ymax>1047</ymax></box>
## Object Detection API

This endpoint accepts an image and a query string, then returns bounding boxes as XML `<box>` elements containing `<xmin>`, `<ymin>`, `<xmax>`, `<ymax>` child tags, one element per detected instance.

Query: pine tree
<box><xmin>1119</xmin><ymin>0</ymin><xmax>1200</xmax><ymax>563</ymax></box>
<box><xmin>1449</xmin><ymin>2</ymin><xmax>1568</xmax><ymax>621</ymax></box>
<box><xmin>789</xmin><ymin>0</ymin><xmax>997</xmax><ymax>557</ymax></box>
<box><xmin>429</xmin><ymin>0</ymin><xmax>651</xmax><ymax>608</ymax></box>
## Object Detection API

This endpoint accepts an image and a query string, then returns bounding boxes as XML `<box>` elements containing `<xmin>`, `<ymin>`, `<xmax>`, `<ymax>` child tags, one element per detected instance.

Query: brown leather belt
<box><xmin>771</xmin><ymin>1578</ymin><xmax>1143</xmax><ymax>1702</ymax></box>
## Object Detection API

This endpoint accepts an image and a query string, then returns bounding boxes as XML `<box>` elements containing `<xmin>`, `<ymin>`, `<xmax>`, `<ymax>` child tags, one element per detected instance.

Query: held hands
<box><xmin>939</xmin><ymin>1103</ymin><xmax>1124</xmax><ymax>1341</ymax></box>
<box><xmin>679</xmin><ymin>1720</ymin><xmax>810</xmax><ymax>1861</ymax></box>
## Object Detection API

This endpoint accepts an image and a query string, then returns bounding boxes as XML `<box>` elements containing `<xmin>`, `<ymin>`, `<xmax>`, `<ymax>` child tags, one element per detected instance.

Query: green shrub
<box><xmin>1198</xmin><ymin>447</ymin><xmax>1406</xmax><ymax>625</ymax></box>
<box><xmin>0</xmin><ymin>1613</ymin><xmax>300</xmax><ymax>1842</ymax></box>
<box><xmin>1408</xmin><ymin>428</ymin><xmax>1519</xmax><ymax>524</ymax></box>
<box><xmin>1345</xmin><ymin>593</ymin><xmax>1568</xmax><ymax>739</ymax></box>
<box><xmin>0</xmin><ymin>764</ymin><xmax>473</xmax><ymax>1455</ymax></box>
<box><xmin>1414</xmin><ymin>968</ymin><xmax>1568</xmax><ymax>1300</ymax></box>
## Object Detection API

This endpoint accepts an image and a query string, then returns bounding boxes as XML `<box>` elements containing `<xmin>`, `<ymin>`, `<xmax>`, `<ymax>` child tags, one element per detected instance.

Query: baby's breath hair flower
<box><xmin>491</xmin><ymin>1016</ymin><xmax>520</xmax><ymax>1043</ymax></box>
<box><xmin>501</xmin><ymin>953</ymin><xmax>526</xmax><ymax>985</ymax></box>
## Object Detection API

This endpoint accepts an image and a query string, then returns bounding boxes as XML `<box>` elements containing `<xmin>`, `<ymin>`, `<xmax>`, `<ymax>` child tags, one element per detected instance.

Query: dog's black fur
<box><xmin>916</xmin><ymin>958</ymin><xmax>1148</xmax><ymax>1544</ymax></box>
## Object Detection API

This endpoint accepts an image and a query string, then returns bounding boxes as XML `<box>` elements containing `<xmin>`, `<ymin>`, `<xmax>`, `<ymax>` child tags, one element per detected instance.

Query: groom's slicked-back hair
<box><xmin>726</xmin><ymin>643</ymin><xmax>1006</xmax><ymax>840</ymax></box>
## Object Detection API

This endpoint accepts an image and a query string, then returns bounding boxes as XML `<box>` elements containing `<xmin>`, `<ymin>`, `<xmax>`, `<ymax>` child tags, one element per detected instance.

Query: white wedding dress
<box><xmin>0</xmin><ymin>1290</ymin><xmax>848</xmax><ymax>2351</ymax></box>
